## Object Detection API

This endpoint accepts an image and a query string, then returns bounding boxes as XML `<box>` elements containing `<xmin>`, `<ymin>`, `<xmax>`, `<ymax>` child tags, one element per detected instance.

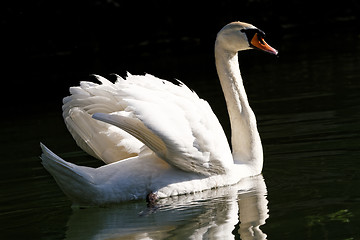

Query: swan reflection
<box><xmin>65</xmin><ymin>175</ymin><xmax>268</xmax><ymax>240</ymax></box>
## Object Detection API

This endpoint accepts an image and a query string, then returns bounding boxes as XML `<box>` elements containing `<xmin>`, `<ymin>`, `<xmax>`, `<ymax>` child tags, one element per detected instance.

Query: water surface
<box><xmin>1</xmin><ymin>30</ymin><xmax>360</xmax><ymax>239</ymax></box>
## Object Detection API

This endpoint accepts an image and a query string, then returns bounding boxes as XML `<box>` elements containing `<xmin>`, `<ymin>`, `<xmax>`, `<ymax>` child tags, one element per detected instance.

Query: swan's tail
<box><xmin>40</xmin><ymin>143</ymin><xmax>99</xmax><ymax>205</ymax></box>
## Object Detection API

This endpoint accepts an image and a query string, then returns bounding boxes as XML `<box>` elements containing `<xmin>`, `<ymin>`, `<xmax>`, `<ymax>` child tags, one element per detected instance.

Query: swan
<box><xmin>41</xmin><ymin>21</ymin><xmax>277</xmax><ymax>205</ymax></box>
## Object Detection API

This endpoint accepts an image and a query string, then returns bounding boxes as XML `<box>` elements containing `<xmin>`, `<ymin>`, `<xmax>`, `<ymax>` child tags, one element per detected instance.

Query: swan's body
<box><xmin>41</xmin><ymin>22</ymin><xmax>277</xmax><ymax>205</ymax></box>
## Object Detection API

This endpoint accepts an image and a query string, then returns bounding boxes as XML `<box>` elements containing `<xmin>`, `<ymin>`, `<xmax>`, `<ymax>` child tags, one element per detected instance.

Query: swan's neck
<box><xmin>215</xmin><ymin>43</ymin><xmax>263</xmax><ymax>174</ymax></box>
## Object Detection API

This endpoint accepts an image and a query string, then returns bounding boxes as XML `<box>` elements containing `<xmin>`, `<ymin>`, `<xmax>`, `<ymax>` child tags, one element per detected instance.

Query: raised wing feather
<box><xmin>93</xmin><ymin>73</ymin><xmax>233</xmax><ymax>175</ymax></box>
<box><xmin>62</xmin><ymin>75</ymin><xmax>143</xmax><ymax>164</ymax></box>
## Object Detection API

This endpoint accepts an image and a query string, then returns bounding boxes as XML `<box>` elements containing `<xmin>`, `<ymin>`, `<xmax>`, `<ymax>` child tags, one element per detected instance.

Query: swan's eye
<box><xmin>242</xmin><ymin>28</ymin><xmax>266</xmax><ymax>46</ymax></box>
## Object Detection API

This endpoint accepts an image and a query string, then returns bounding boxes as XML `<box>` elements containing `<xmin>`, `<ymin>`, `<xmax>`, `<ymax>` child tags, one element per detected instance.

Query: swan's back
<box><xmin>63</xmin><ymin>73</ymin><xmax>233</xmax><ymax>175</ymax></box>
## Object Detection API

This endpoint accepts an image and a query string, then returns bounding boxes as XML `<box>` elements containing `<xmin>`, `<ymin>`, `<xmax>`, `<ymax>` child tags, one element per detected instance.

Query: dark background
<box><xmin>1</xmin><ymin>0</ymin><xmax>359</xmax><ymax>115</ymax></box>
<box><xmin>1</xmin><ymin>2</ymin><xmax>360</xmax><ymax>239</ymax></box>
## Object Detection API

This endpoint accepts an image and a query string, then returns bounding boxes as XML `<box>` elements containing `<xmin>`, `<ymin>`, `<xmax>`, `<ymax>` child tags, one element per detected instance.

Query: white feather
<box><xmin>62</xmin><ymin>79</ymin><xmax>143</xmax><ymax>163</ymax></box>
<box><xmin>41</xmin><ymin>22</ymin><xmax>272</xmax><ymax>204</ymax></box>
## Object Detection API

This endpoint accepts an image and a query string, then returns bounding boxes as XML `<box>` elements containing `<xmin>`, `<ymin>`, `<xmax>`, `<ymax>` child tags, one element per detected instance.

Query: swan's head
<box><xmin>216</xmin><ymin>21</ymin><xmax>278</xmax><ymax>55</ymax></box>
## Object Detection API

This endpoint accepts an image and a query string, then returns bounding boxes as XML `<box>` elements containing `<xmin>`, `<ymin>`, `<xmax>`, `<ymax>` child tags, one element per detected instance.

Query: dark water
<box><xmin>1</xmin><ymin>29</ymin><xmax>360</xmax><ymax>239</ymax></box>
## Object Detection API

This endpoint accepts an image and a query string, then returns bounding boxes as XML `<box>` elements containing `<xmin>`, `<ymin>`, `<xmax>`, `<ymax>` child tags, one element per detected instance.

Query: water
<box><xmin>1</xmin><ymin>29</ymin><xmax>360</xmax><ymax>239</ymax></box>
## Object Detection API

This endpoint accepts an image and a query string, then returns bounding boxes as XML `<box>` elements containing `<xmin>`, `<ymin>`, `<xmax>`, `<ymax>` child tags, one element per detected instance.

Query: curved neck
<box><xmin>215</xmin><ymin>42</ymin><xmax>263</xmax><ymax>174</ymax></box>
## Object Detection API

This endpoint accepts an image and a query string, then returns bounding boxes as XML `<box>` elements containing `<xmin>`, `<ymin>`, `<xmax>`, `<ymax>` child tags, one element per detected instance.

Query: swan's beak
<box><xmin>250</xmin><ymin>33</ymin><xmax>278</xmax><ymax>55</ymax></box>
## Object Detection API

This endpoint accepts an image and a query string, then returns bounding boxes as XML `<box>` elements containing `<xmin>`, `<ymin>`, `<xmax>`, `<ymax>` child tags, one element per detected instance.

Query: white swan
<box><xmin>41</xmin><ymin>21</ymin><xmax>277</xmax><ymax>205</ymax></box>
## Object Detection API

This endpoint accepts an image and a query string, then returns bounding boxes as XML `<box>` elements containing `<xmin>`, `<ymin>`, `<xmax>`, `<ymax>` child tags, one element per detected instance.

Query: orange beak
<box><xmin>250</xmin><ymin>33</ymin><xmax>278</xmax><ymax>55</ymax></box>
